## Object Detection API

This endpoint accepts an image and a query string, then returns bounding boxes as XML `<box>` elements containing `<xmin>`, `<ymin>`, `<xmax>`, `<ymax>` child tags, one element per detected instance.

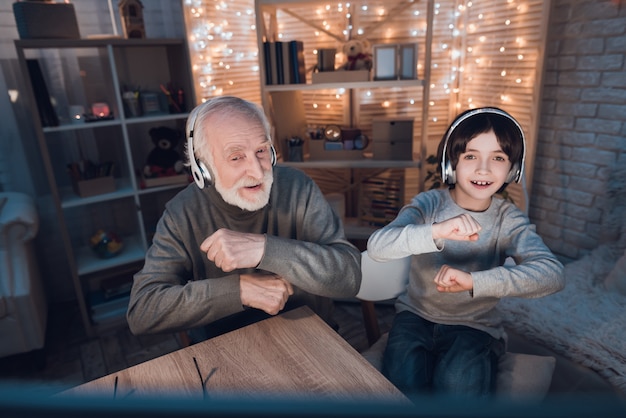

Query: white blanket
<box><xmin>496</xmin><ymin>244</ymin><xmax>626</xmax><ymax>394</ymax></box>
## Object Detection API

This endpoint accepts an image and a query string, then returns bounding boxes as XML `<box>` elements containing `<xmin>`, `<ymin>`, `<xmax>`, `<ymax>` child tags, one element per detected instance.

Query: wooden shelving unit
<box><xmin>15</xmin><ymin>38</ymin><xmax>195</xmax><ymax>337</ymax></box>
<box><xmin>255</xmin><ymin>0</ymin><xmax>434</xmax><ymax>227</ymax></box>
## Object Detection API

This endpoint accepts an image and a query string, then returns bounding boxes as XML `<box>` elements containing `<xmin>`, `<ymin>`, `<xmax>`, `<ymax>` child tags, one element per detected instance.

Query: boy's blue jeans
<box><xmin>382</xmin><ymin>310</ymin><xmax>504</xmax><ymax>398</ymax></box>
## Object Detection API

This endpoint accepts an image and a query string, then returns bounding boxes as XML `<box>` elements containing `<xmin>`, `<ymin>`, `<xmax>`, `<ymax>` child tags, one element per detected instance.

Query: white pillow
<box><xmin>361</xmin><ymin>333</ymin><xmax>556</xmax><ymax>400</ymax></box>
<box><xmin>496</xmin><ymin>352</ymin><xmax>556</xmax><ymax>400</ymax></box>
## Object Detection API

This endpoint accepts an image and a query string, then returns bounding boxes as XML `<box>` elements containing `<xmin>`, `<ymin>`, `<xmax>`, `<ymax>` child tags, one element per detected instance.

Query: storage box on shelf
<box><xmin>372</xmin><ymin>118</ymin><xmax>415</xmax><ymax>161</ymax></box>
<box><xmin>72</xmin><ymin>176</ymin><xmax>116</xmax><ymax>198</ymax></box>
<box><xmin>15</xmin><ymin>38</ymin><xmax>195</xmax><ymax>336</ymax></box>
<box><xmin>311</xmin><ymin>69</ymin><xmax>370</xmax><ymax>84</ymax></box>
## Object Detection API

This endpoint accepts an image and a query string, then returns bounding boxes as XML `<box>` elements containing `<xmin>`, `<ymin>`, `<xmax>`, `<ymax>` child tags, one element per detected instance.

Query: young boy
<box><xmin>366</xmin><ymin>107</ymin><xmax>565</xmax><ymax>398</ymax></box>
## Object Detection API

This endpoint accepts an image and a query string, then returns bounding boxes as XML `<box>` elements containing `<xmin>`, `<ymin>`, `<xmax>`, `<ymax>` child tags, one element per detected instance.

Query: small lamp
<box><xmin>91</xmin><ymin>102</ymin><xmax>110</xmax><ymax>118</ymax></box>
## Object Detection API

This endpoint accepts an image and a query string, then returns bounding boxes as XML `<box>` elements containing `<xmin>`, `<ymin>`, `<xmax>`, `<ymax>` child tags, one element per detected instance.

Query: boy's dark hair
<box><xmin>437</xmin><ymin>107</ymin><xmax>525</xmax><ymax>187</ymax></box>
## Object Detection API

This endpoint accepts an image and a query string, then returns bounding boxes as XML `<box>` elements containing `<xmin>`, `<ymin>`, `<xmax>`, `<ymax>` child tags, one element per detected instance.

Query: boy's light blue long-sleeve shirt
<box><xmin>367</xmin><ymin>188</ymin><xmax>564</xmax><ymax>340</ymax></box>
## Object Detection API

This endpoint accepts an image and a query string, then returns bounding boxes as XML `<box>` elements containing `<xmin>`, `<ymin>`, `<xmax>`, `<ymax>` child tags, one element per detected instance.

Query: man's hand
<box><xmin>240</xmin><ymin>273</ymin><xmax>294</xmax><ymax>315</ymax></box>
<box><xmin>200</xmin><ymin>229</ymin><xmax>266</xmax><ymax>272</ymax></box>
<box><xmin>432</xmin><ymin>213</ymin><xmax>482</xmax><ymax>242</ymax></box>
<box><xmin>433</xmin><ymin>264</ymin><xmax>473</xmax><ymax>293</ymax></box>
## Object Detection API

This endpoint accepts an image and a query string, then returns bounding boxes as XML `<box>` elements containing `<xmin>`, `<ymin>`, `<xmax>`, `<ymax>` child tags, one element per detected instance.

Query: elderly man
<box><xmin>127</xmin><ymin>96</ymin><xmax>361</xmax><ymax>341</ymax></box>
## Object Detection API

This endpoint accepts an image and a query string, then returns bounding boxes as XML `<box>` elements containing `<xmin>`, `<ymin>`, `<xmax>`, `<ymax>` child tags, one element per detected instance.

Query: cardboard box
<box><xmin>72</xmin><ymin>176</ymin><xmax>115</xmax><ymax>198</ymax></box>
<box><xmin>372</xmin><ymin>118</ymin><xmax>414</xmax><ymax>160</ymax></box>
<box><xmin>308</xmin><ymin>140</ymin><xmax>365</xmax><ymax>161</ymax></box>
<box><xmin>311</xmin><ymin>70</ymin><xmax>370</xmax><ymax>84</ymax></box>
<box><xmin>13</xmin><ymin>2</ymin><xmax>80</xmax><ymax>40</ymax></box>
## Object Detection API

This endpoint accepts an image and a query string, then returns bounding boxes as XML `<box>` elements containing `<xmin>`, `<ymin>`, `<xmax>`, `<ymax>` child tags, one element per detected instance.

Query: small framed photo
<box><xmin>373</xmin><ymin>44</ymin><xmax>398</xmax><ymax>81</ymax></box>
<box><xmin>399</xmin><ymin>43</ymin><xmax>418</xmax><ymax>80</ymax></box>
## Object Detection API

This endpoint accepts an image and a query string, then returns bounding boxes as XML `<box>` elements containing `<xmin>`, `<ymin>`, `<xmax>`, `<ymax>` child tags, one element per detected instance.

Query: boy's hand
<box><xmin>432</xmin><ymin>214</ymin><xmax>481</xmax><ymax>242</ymax></box>
<box><xmin>434</xmin><ymin>264</ymin><xmax>474</xmax><ymax>293</ymax></box>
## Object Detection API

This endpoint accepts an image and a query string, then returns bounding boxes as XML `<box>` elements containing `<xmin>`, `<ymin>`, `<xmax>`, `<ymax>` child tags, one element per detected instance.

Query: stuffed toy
<box><xmin>339</xmin><ymin>38</ymin><xmax>373</xmax><ymax>71</ymax></box>
<box><xmin>143</xmin><ymin>126</ymin><xmax>184</xmax><ymax>178</ymax></box>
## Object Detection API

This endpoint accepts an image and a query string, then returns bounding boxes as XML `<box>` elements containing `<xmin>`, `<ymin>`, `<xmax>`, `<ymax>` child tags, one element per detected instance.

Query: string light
<box><xmin>183</xmin><ymin>0</ymin><xmax>540</xmax><ymax>117</ymax></box>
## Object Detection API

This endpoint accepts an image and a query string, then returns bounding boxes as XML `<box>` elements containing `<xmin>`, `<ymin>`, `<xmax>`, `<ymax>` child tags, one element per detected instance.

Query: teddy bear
<box><xmin>143</xmin><ymin>126</ymin><xmax>184</xmax><ymax>178</ymax></box>
<box><xmin>339</xmin><ymin>38</ymin><xmax>373</xmax><ymax>71</ymax></box>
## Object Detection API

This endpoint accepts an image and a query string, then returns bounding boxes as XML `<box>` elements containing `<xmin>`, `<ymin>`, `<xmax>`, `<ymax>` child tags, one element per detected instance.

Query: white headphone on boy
<box><xmin>440</xmin><ymin>107</ymin><xmax>526</xmax><ymax>186</ymax></box>
<box><xmin>186</xmin><ymin>106</ymin><xmax>277</xmax><ymax>189</ymax></box>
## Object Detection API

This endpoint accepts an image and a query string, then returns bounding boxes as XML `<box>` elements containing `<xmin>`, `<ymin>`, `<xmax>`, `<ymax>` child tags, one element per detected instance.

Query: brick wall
<box><xmin>530</xmin><ymin>0</ymin><xmax>626</xmax><ymax>260</ymax></box>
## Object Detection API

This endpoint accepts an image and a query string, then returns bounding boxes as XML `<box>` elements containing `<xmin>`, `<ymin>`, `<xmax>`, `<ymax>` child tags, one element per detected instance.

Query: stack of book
<box><xmin>263</xmin><ymin>40</ymin><xmax>307</xmax><ymax>85</ymax></box>
<box><xmin>88</xmin><ymin>276</ymin><xmax>133</xmax><ymax>325</ymax></box>
<box><xmin>88</xmin><ymin>291</ymin><xmax>130</xmax><ymax>325</ymax></box>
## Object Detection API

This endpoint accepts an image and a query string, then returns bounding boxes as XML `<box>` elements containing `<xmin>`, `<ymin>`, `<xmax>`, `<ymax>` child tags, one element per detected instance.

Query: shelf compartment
<box><xmin>75</xmin><ymin>234</ymin><xmax>146</xmax><ymax>276</ymax></box>
<box><xmin>59</xmin><ymin>177</ymin><xmax>135</xmax><ymax>208</ymax></box>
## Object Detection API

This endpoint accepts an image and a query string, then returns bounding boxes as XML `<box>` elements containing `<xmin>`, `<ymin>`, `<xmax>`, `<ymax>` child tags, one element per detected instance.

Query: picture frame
<box><xmin>373</xmin><ymin>44</ymin><xmax>398</xmax><ymax>81</ymax></box>
<box><xmin>399</xmin><ymin>43</ymin><xmax>418</xmax><ymax>80</ymax></box>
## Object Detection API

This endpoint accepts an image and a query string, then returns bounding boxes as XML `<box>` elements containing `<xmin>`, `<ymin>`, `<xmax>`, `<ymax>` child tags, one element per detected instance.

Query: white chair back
<box><xmin>356</xmin><ymin>251</ymin><xmax>411</xmax><ymax>302</ymax></box>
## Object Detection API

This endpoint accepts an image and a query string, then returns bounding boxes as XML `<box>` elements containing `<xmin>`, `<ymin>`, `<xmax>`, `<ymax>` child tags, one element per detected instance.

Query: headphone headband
<box><xmin>440</xmin><ymin>107</ymin><xmax>526</xmax><ymax>185</ymax></box>
<box><xmin>186</xmin><ymin>105</ymin><xmax>276</xmax><ymax>189</ymax></box>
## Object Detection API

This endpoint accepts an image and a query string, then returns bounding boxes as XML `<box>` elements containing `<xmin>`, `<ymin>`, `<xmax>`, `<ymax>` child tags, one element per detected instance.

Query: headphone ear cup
<box><xmin>506</xmin><ymin>162</ymin><xmax>520</xmax><ymax>184</ymax></box>
<box><xmin>198</xmin><ymin>160</ymin><xmax>212</xmax><ymax>186</ymax></box>
<box><xmin>443</xmin><ymin>161</ymin><xmax>456</xmax><ymax>185</ymax></box>
<box><xmin>270</xmin><ymin>144</ymin><xmax>277</xmax><ymax>166</ymax></box>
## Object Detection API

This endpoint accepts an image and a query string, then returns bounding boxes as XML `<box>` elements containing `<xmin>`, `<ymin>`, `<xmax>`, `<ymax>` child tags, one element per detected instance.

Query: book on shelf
<box><xmin>100</xmin><ymin>275</ymin><xmax>133</xmax><ymax>299</ymax></box>
<box><xmin>91</xmin><ymin>304</ymin><xmax>129</xmax><ymax>324</ymax></box>
<box><xmin>267</xmin><ymin>41</ymin><xmax>279</xmax><ymax>85</ymax></box>
<box><xmin>26</xmin><ymin>59</ymin><xmax>59</xmax><ymax>127</ymax></box>
<box><xmin>263</xmin><ymin>41</ymin><xmax>273</xmax><ymax>85</ymax></box>
<box><xmin>281</xmin><ymin>41</ymin><xmax>293</xmax><ymax>85</ymax></box>
<box><xmin>263</xmin><ymin>40</ymin><xmax>306</xmax><ymax>85</ymax></box>
<box><xmin>274</xmin><ymin>41</ymin><xmax>285</xmax><ymax>85</ymax></box>
<box><xmin>289</xmin><ymin>40</ymin><xmax>306</xmax><ymax>84</ymax></box>
<box><xmin>88</xmin><ymin>290</ymin><xmax>130</xmax><ymax>312</ymax></box>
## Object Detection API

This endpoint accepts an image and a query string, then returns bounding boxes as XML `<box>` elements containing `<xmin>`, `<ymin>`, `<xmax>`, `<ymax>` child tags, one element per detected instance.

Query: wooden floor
<box><xmin>0</xmin><ymin>300</ymin><xmax>395</xmax><ymax>394</ymax></box>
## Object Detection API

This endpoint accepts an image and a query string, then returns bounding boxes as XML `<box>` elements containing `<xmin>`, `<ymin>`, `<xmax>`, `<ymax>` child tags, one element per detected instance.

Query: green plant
<box><xmin>424</xmin><ymin>154</ymin><xmax>443</xmax><ymax>191</ymax></box>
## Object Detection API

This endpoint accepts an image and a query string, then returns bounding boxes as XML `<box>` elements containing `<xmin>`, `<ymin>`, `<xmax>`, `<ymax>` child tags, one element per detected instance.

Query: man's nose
<box><xmin>246</xmin><ymin>154</ymin><xmax>265</xmax><ymax>178</ymax></box>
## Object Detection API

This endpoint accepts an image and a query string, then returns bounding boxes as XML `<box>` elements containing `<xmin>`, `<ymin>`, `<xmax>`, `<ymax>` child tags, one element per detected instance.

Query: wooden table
<box><xmin>62</xmin><ymin>306</ymin><xmax>408</xmax><ymax>403</ymax></box>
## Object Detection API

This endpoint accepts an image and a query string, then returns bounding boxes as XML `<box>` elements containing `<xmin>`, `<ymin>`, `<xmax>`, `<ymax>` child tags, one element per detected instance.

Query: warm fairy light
<box><xmin>183</xmin><ymin>0</ymin><xmax>540</xmax><ymax>124</ymax></box>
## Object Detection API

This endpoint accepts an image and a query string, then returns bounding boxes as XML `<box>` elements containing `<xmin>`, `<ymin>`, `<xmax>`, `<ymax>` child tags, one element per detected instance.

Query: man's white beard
<box><xmin>214</xmin><ymin>170</ymin><xmax>274</xmax><ymax>211</ymax></box>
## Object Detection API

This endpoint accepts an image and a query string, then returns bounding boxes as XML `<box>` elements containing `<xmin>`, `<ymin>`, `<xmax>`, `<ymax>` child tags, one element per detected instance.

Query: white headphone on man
<box><xmin>440</xmin><ymin>107</ymin><xmax>526</xmax><ymax>186</ymax></box>
<box><xmin>186</xmin><ymin>107</ymin><xmax>277</xmax><ymax>189</ymax></box>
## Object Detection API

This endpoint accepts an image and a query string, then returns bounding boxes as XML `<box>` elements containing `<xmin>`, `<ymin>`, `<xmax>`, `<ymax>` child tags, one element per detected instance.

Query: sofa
<box><xmin>0</xmin><ymin>192</ymin><xmax>47</xmax><ymax>358</ymax></box>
